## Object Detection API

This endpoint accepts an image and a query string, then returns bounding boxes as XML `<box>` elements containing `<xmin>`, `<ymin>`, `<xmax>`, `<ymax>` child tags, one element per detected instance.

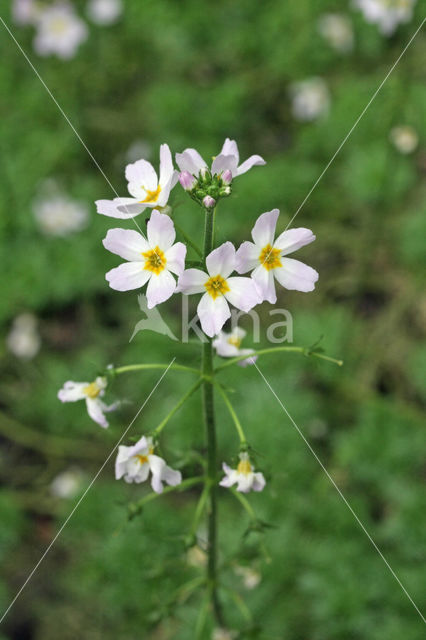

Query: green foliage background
<box><xmin>0</xmin><ymin>0</ymin><xmax>425</xmax><ymax>638</ymax></box>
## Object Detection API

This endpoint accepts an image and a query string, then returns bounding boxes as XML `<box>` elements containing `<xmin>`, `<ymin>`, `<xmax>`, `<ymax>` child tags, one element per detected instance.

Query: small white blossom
<box><xmin>353</xmin><ymin>0</ymin><xmax>417</xmax><ymax>35</ymax></box>
<box><xmin>176</xmin><ymin>138</ymin><xmax>265</xmax><ymax>180</ymax></box>
<box><xmin>177</xmin><ymin>242</ymin><xmax>261</xmax><ymax>338</ymax></box>
<box><xmin>58</xmin><ymin>376</ymin><xmax>118</xmax><ymax>428</ymax></box>
<box><xmin>289</xmin><ymin>77</ymin><xmax>330</xmax><ymax>122</ymax></box>
<box><xmin>34</xmin><ymin>3</ymin><xmax>88</xmax><ymax>59</ymax></box>
<box><xmin>220</xmin><ymin>452</ymin><xmax>266</xmax><ymax>494</ymax></box>
<box><xmin>12</xmin><ymin>0</ymin><xmax>41</xmax><ymax>25</ymax></box>
<box><xmin>212</xmin><ymin>327</ymin><xmax>257</xmax><ymax>367</ymax></box>
<box><xmin>103</xmin><ymin>210</ymin><xmax>186</xmax><ymax>308</ymax></box>
<box><xmin>317</xmin><ymin>13</ymin><xmax>354</xmax><ymax>53</ymax></box>
<box><xmin>33</xmin><ymin>193</ymin><xmax>89</xmax><ymax>236</ymax></box>
<box><xmin>236</xmin><ymin>209</ymin><xmax>318</xmax><ymax>303</ymax></box>
<box><xmin>96</xmin><ymin>144</ymin><xmax>178</xmax><ymax>219</ymax></box>
<box><xmin>6</xmin><ymin>313</ymin><xmax>41</xmax><ymax>360</ymax></box>
<box><xmin>115</xmin><ymin>436</ymin><xmax>181</xmax><ymax>493</ymax></box>
<box><xmin>87</xmin><ymin>0</ymin><xmax>122</xmax><ymax>25</ymax></box>
<box><xmin>212</xmin><ymin>629</ymin><xmax>237</xmax><ymax>640</ymax></box>
<box><xmin>389</xmin><ymin>125</ymin><xmax>418</xmax><ymax>154</ymax></box>
<box><xmin>125</xmin><ymin>139</ymin><xmax>152</xmax><ymax>164</ymax></box>
<box><xmin>186</xmin><ymin>545</ymin><xmax>207</xmax><ymax>568</ymax></box>
<box><xmin>234</xmin><ymin>564</ymin><xmax>262</xmax><ymax>590</ymax></box>
<box><xmin>50</xmin><ymin>467</ymin><xmax>84</xmax><ymax>499</ymax></box>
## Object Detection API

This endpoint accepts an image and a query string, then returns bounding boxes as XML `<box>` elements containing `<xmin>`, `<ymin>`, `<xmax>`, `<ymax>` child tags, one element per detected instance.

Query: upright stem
<box><xmin>201</xmin><ymin>207</ymin><xmax>224</xmax><ymax>624</ymax></box>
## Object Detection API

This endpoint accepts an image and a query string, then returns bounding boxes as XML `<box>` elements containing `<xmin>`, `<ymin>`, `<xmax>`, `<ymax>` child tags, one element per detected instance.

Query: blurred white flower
<box><xmin>289</xmin><ymin>77</ymin><xmax>330</xmax><ymax>122</ymax></box>
<box><xmin>33</xmin><ymin>193</ymin><xmax>89</xmax><ymax>236</ymax></box>
<box><xmin>318</xmin><ymin>13</ymin><xmax>354</xmax><ymax>53</ymax></box>
<box><xmin>125</xmin><ymin>139</ymin><xmax>153</xmax><ymax>164</ymax></box>
<box><xmin>6</xmin><ymin>313</ymin><xmax>41</xmax><ymax>360</ymax></box>
<box><xmin>87</xmin><ymin>0</ymin><xmax>123</xmax><ymax>26</ymax></box>
<box><xmin>353</xmin><ymin>0</ymin><xmax>417</xmax><ymax>36</ymax></box>
<box><xmin>220</xmin><ymin>452</ymin><xmax>266</xmax><ymax>494</ymax></box>
<box><xmin>186</xmin><ymin>545</ymin><xmax>207</xmax><ymax>568</ymax></box>
<box><xmin>234</xmin><ymin>564</ymin><xmax>262</xmax><ymax>590</ymax></box>
<box><xmin>212</xmin><ymin>629</ymin><xmax>237</xmax><ymax>640</ymax></box>
<box><xmin>58</xmin><ymin>376</ymin><xmax>118</xmax><ymax>428</ymax></box>
<box><xmin>12</xmin><ymin>0</ymin><xmax>41</xmax><ymax>25</ymax></box>
<box><xmin>389</xmin><ymin>125</ymin><xmax>419</xmax><ymax>154</ymax></box>
<box><xmin>212</xmin><ymin>327</ymin><xmax>257</xmax><ymax>367</ymax></box>
<box><xmin>34</xmin><ymin>3</ymin><xmax>89</xmax><ymax>59</ymax></box>
<box><xmin>50</xmin><ymin>467</ymin><xmax>85</xmax><ymax>499</ymax></box>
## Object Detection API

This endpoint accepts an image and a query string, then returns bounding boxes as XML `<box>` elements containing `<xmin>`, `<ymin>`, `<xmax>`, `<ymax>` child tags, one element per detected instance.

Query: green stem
<box><xmin>202</xmin><ymin>206</ymin><xmax>224</xmax><ymax>626</ymax></box>
<box><xmin>154</xmin><ymin>378</ymin><xmax>203</xmax><ymax>436</ymax></box>
<box><xmin>216</xmin><ymin>384</ymin><xmax>247</xmax><ymax>445</ymax></box>
<box><xmin>174</xmin><ymin>221</ymin><xmax>203</xmax><ymax>258</ymax></box>
<box><xmin>189</xmin><ymin>483</ymin><xmax>210</xmax><ymax>539</ymax></box>
<box><xmin>229</xmin><ymin>486</ymin><xmax>257</xmax><ymax>520</ymax></box>
<box><xmin>129</xmin><ymin>476</ymin><xmax>204</xmax><ymax>516</ymax></box>
<box><xmin>215</xmin><ymin>345</ymin><xmax>343</xmax><ymax>371</ymax></box>
<box><xmin>113</xmin><ymin>363</ymin><xmax>202</xmax><ymax>376</ymax></box>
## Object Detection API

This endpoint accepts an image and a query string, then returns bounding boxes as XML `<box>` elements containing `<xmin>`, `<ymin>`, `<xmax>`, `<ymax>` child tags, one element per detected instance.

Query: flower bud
<box><xmin>221</xmin><ymin>186</ymin><xmax>231</xmax><ymax>196</ymax></box>
<box><xmin>202</xmin><ymin>195</ymin><xmax>216</xmax><ymax>209</ymax></box>
<box><xmin>221</xmin><ymin>169</ymin><xmax>233</xmax><ymax>185</ymax></box>
<box><xmin>179</xmin><ymin>171</ymin><xmax>196</xmax><ymax>191</ymax></box>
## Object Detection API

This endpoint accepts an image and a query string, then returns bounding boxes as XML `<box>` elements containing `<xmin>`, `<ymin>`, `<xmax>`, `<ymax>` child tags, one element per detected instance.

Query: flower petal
<box><xmin>125</xmin><ymin>159</ymin><xmax>157</xmax><ymax>192</ymax></box>
<box><xmin>106</xmin><ymin>262</ymin><xmax>151</xmax><ymax>292</ymax></box>
<box><xmin>146</xmin><ymin>269</ymin><xmax>176</xmax><ymax>308</ymax></box>
<box><xmin>252</xmin><ymin>472</ymin><xmax>266</xmax><ymax>492</ymax></box>
<box><xmin>86</xmin><ymin>398</ymin><xmax>108</xmax><ymax>428</ymax></box>
<box><xmin>274</xmin><ymin>258</ymin><xmax>319</xmax><ymax>292</ymax></box>
<box><xmin>211</xmin><ymin>154</ymin><xmax>238</xmax><ymax>177</ymax></box>
<box><xmin>251</xmin><ymin>209</ymin><xmax>280</xmax><ymax>248</ymax></box>
<box><xmin>147</xmin><ymin>209</ymin><xmax>175</xmax><ymax>251</ymax></box>
<box><xmin>251</xmin><ymin>265</ymin><xmax>277</xmax><ymax>304</ymax></box>
<box><xmin>102</xmin><ymin>228</ymin><xmax>148</xmax><ymax>261</ymax></box>
<box><xmin>236</xmin><ymin>241</ymin><xmax>259</xmax><ymax>273</ymax></box>
<box><xmin>197</xmin><ymin>293</ymin><xmax>231</xmax><ymax>338</ymax></box>
<box><xmin>206</xmin><ymin>242</ymin><xmax>236</xmax><ymax>278</ymax></box>
<box><xmin>237</xmin><ymin>154</ymin><xmax>266</xmax><ymax>176</ymax></box>
<box><xmin>225</xmin><ymin>277</ymin><xmax>261</xmax><ymax>312</ymax></box>
<box><xmin>159</xmin><ymin>143</ymin><xmax>174</xmax><ymax>186</ymax></box>
<box><xmin>57</xmin><ymin>381</ymin><xmax>87</xmax><ymax>402</ymax></box>
<box><xmin>165</xmin><ymin>242</ymin><xmax>187</xmax><ymax>276</ymax></box>
<box><xmin>274</xmin><ymin>227</ymin><xmax>316</xmax><ymax>255</ymax></box>
<box><xmin>157</xmin><ymin>173</ymin><xmax>177</xmax><ymax>207</ymax></box>
<box><xmin>96</xmin><ymin>197</ymin><xmax>146</xmax><ymax>219</ymax></box>
<box><xmin>176</xmin><ymin>268</ymin><xmax>207</xmax><ymax>294</ymax></box>
<box><xmin>148</xmin><ymin>454</ymin><xmax>168</xmax><ymax>493</ymax></box>
<box><xmin>175</xmin><ymin>148</ymin><xmax>207</xmax><ymax>175</ymax></box>
<box><xmin>220</xmin><ymin>138</ymin><xmax>239</xmax><ymax>161</ymax></box>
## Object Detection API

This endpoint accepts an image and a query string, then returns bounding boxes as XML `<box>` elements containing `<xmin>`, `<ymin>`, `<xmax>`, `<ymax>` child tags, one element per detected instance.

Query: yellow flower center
<box><xmin>142</xmin><ymin>246</ymin><xmax>167</xmax><ymax>275</ymax></box>
<box><xmin>237</xmin><ymin>459</ymin><xmax>252</xmax><ymax>475</ymax></box>
<box><xmin>51</xmin><ymin>18</ymin><xmax>67</xmax><ymax>34</ymax></box>
<box><xmin>204</xmin><ymin>274</ymin><xmax>230</xmax><ymax>299</ymax></box>
<box><xmin>135</xmin><ymin>447</ymin><xmax>154</xmax><ymax>465</ymax></box>
<box><xmin>259</xmin><ymin>243</ymin><xmax>282</xmax><ymax>271</ymax></box>
<box><xmin>228</xmin><ymin>335</ymin><xmax>242</xmax><ymax>348</ymax></box>
<box><xmin>83</xmin><ymin>381</ymin><xmax>102</xmax><ymax>399</ymax></box>
<box><xmin>140</xmin><ymin>185</ymin><xmax>161</xmax><ymax>204</ymax></box>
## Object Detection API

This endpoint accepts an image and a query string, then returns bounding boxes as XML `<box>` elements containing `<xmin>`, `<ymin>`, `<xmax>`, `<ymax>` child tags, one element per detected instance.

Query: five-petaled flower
<box><xmin>96</xmin><ymin>144</ymin><xmax>178</xmax><ymax>219</ymax></box>
<box><xmin>220</xmin><ymin>452</ymin><xmax>266</xmax><ymax>493</ymax></box>
<box><xmin>115</xmin><ymin>436</ymin><xmax>182</xmax><ymax>493</ymax></box>
<box><xmin>213</xmin><ymin>327</ymin><xmax>257</xmax><ymax>367</ymax></box>
<box><xmin>177</xmin><ymin>242</ymin><xmax>261</xmax><ymax>337</ymax></box>
<box><xmin>176</xmin><ymin>138</ymin><xmax>265</xmax><ymax>180</ymax></box>
<box><xmin>236</xmin><ymin>209</ymin><xmax>318</xmax><ymax>304</ymax></box>
<box><xmin>103</xmin><ymin>210</ymin><xmax>186</xmax><ymax>308</ymax></box>
<box><xmin>34</xmin><ymin>3</ymin><xmax>88</xmax><ymax>59</ymax></box>
<box><xmin>57</xmin><ymin>376</ymin><xmax>117</xmax><ymax>428</ymax></box>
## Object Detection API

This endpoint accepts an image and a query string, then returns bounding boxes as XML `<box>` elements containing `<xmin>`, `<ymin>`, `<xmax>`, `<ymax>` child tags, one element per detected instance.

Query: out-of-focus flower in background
<box><xmin>289</xmin><ymin>77</ymin><xmax>330</xmax><ymax>122</ymax></box>
<box><xmin>125</xmin><ymin>139</ymin><xmax>153</xmax><ymax>164</ymax></box>
<box><xmin>33</xmin><ymin>187</ymin><xmax>89</xmax><ymax>236</ymax></box>
<box><xmin>317</xmin><ymin>13</ymin><xmax>354</xmax><ymax>53</ymax></box>
<box><xmin>33</xmin><ymin>2</ymin><xmax>88</xmax><ymax>59</ymax></box>
<box><xmin>233</xmin><ymin>564</ymin><xmax>262</xmax><ymax>590</ymax></box>
<box><xmin>6</xmin><ymin>313</ymin><xmax>41</xmax><ymax>359</ymax></box>
<box><xmin>353</xmin><ymin>0</ymin><xmax>417</xmax><ymax>36</ymax></box>
<box><xmin>389</xmin><ymin>125</ymin><xmax>419</xmax><ymax>154</ymax></box>
<box><xmin>12</xmin><ymin>0</ymin><xmax>41</xmax><ymax>25</ymax></box>
<box><xmin>212</xmin><ymin>628</ymin><xmax>237</xmax><ymax>640</ymax></box>
<box><xmin>50</xmin><ymin>467</ymin><xmax>85</xmax><ymax>499</ymax></box>
<box><xmin>87</xmin><ymin>0</ymin><xmax>123</xmax><ymax>26</ymax></box>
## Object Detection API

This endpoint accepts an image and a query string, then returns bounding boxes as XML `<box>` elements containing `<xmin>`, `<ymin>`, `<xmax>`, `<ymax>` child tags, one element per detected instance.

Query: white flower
<box><xmin>6</xmin><ymin>313</ymin><xmax>41</xmax><ymax>359</ymax></box>
<box><xmin>58</xmin><ymin>376</ymin><xmax>117</xmax><ymax>428</ymax></box>
<box><xmin>389</xmin><ymin>125</ymin><xmax>418</xmax><ymax>154</ymax></box>
<box><xmin>176</xmin><ymin>138</ymin><xmax>265</xmax><ymax>180</ymax></box>
<box><xmin>87</xmin><ymin>0</ymin><xmax>122</xmax><ymax>25</ymax></box>
<box><xmin>353</xmin><ymin>0</ymin><xmax>416</xmax><ymax>36</ymax></box>
<box><xmin>317</xmin><ymin>13</ymin><xmax>354</xmax><ymax>53</ymax></box>
<box><xmin>234</xmin><ymin>564</ymin><xmax>262</xmax><ymax>590</ymax></box>
<box><xmin>33</xmin><ymin>3</ymin><xmax>88</xmax><ymax>59</ymax></box>
<box><xmin>220</xmin><ymin>452</ymin><xmax>265</xmax><ymax>493</ymax></box>
<box><xmin>177</xmin><ymin>242</ymin><xmax>261</xmax><ymax>338</ymax></box>
<box><xmin>212</xmin><ymin>327</ymin><xmax>257</xmax><ymax>367</ymax></box>
<box><xmin>212</xmin><ymin>629</ymin><xmax>237</xmax><ymax>640</ymax></box>
<box><xmin>103</xmin><ymin>210</ymin><xmax>186</xmax><ymax>308</ymax></box>
<box><xmin>289</xmin><ymin>77</ymin><xmax>330</xmax><ymax>122</ymax></box>
<box><xmin>33</xmin><ymin>194</ymin><xmax>89</xmax><ymax>236</ymax></box>
<box><xmin>115</xmin><ymin>436</ymin><xmax>182</xmax><ymax>493</ymax></box>
<box><xmin>236</xmin><ymin>209</ymin><xmax>318</xmax><ymax>304</ymax></box>
<box><xmin>12</xmin><ymin>0</ymin><xmax>41</xmax><ymax>25</ymax></box>
<box><xmin>50</xmin><ymin>467</ymin><xmax>84</xmax><ymax>499</ymax></box>
<box><xmin>96</xmin><ymin>144</ymin><xmax>178</xmax><ymax>219</ymax></box>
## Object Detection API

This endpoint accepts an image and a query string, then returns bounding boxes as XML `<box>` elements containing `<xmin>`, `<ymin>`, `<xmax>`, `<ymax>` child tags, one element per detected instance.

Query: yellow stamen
<box><xmin>237</xmin><ymin>459</ymin><xmax>252</xmax><ymax>475</ymax></box>
<box><xmin>140</xmin><ymin>185</ymin><xmax>161</xmax><ymax>204</ymax></box>
<box><xmin>228</xmin><ymin>335</ymin><xmax>242</xmax><ymax>349</ymax></box>
<box><xmin>142</xmin><ymin>246</ymin><xmax>167</xmax><ymax>275</ymax></box>
<box><xmin>204</xmin><ymin>274</ymin><xmax>230</xmax><ymax>299</ymax></box>
<box><xmin>259</xmin><ymin>243</ymin><xmax>282</xmax><ymax>271</ymax></box>
<box><xmin>135</xmin><ymin>447</ymin><xmax>154</xmax><ymax>465</ymax></box>
<box><xmin>83</xmin><ymin>381</ymin><xmax>101</xmax><ymax>399</ymax></box>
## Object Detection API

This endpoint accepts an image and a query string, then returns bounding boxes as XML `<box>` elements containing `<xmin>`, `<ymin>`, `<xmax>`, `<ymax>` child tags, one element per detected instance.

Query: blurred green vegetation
<box><xmin>1</xmin><ymin>0</ymin><xmax>425</xmax><ymax>638</ymax></box>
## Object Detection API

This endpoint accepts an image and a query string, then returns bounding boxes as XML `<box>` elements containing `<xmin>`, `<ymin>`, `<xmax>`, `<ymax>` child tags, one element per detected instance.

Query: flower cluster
<box><xmin>353</xmin><ymin>0</ymin><xmax>417</xmax><ymax>36</ymax></box>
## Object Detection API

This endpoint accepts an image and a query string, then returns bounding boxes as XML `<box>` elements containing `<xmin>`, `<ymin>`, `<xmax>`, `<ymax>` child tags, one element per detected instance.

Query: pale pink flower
<box><xmin>176</xmin><ymin>138</ymin><xmax>265</xmax><ymax>179</ymax></box>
